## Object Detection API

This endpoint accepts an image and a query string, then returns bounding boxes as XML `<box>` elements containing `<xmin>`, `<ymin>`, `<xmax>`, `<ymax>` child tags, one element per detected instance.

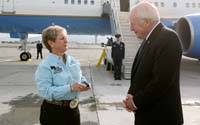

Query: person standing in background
<box><xmin>36</xmin><ymin>40</ymin><xmax>43</xmax><ymax>59</ymax></box>
<box><xmin>111</xmin><ymin>34</ymin><xmax>125</xmax><ymax>80</ymax></box>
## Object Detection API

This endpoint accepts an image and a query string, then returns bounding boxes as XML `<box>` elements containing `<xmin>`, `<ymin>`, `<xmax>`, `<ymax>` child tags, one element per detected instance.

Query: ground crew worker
<box><xmin>36</xmin><ymin>40</ymin><xmax>43</xmax><ymax>59</ymax></box>
<box><xmin>111</xmin><ymin>34</ymin><xmax>125</xmax><ymax>80</ymax></box>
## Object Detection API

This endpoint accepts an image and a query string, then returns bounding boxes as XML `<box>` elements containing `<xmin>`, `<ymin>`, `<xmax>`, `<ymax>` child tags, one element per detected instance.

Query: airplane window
<box><xmin>161</xmin><ymin>2</ymin><xmax>164</xmax><ymax>7</ymax></box>
<box><xmin>186</xmin><ymin>3</ymin><xmax>190</xmax><ymax>8</ymax></box>
<box><xmin>173</xmin><ymin>2</ymin><xmax>177</xmax><ymax>7</ymax></box>
<box><xmin>71</xmin><ymin>0</ymin><xmax>75</xmax><ymax>4</ymax></box>
<box><xmin>154</xmin><ymin>2</ymin><xmax>158</xmax><ymax>7</ymax></box>
<box><xmin>84</xmin><ymin>0</ymin><xmax>87</xmax><ymax>4</ymax></box>
<box><xmin>64</xmin><ymin>0</ymin><xmax>68</xmax><ymax>4</ymax></box>
<box><xmin>78</xmin><ymin>0</ymin><xmax>81</xmax><ymax>4</ymax></box>
<box><xmin>91</xmin><ymin>0</ymin><xmax>94</xmax><ymax>5</ymax></box>
<box><xmin>192</xmin><ymin>3</ymin><xmax>196</xmax><ymax>8</ymax></box>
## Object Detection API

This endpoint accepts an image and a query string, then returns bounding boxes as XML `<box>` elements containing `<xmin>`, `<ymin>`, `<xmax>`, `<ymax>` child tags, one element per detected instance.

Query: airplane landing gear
<box><xmin>18</xmin><ymin>37</ymin><xmax>32</xmax><ymax>61</ymax></box>
<box><xmin>20</xmin><ymin>52</ymin><xmax>31</xmax><ymax>61</ymax></box>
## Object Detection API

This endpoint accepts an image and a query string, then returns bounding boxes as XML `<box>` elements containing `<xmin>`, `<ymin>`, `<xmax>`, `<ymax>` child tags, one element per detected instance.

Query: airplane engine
<box><xmin>175</xmin><ymin>14</ymin><xmax>200</xmax><ymax>60</ymax></box>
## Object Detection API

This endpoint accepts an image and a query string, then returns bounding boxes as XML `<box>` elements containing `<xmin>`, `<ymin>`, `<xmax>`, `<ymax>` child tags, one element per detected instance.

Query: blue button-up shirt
<box><xmin>35</xmin><ymin>53</ymin><xmax>88</xmax><ymax>101</ymax></box>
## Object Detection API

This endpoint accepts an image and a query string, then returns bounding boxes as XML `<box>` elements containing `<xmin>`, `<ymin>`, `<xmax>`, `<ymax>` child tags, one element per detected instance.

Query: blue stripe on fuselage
<box><xmin>0</xmin><ymin>15</ymin><xmax>111</xmax><ymax>35</ymax></box>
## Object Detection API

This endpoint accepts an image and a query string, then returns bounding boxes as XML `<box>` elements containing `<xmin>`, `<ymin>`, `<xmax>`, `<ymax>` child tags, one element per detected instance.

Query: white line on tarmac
<box><xmin>0</xmin><ymin>59</ymin><xmax>15</xmax><ymax>62</ymax></box>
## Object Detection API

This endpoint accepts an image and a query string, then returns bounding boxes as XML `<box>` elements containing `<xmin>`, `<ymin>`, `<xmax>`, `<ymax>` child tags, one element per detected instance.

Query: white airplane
<box><xmin>0</xmin><ymin>0</ymin><xmax>112</xmax><ymax>61</ymax></box>
<box><xmin>129</xmin><ymin>0</ymin><xmax>200</xmax><ymax>60</ymax></box>
<box><xmin>1</xmin><ymin>0</ymin><xmax>200</xmax><ymax>60</ymax></box>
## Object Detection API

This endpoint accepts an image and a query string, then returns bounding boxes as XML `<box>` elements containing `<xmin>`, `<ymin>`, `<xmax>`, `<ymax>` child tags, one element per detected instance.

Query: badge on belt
<box><xmin>70</xmin><ymin>98</ymin><xmax>79</xmax><ymax>109</ymax></box>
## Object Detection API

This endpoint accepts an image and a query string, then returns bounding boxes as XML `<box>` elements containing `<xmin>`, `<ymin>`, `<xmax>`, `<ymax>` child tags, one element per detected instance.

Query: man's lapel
<box><xmin>131</xmin><ymin>39</ymin><xmax>147</xmax><ymax>78</ymax></box>
<box><xmin>131</xmin><ymin>23</ymin><xmax>164</xmax><ymax>81</ymax></box>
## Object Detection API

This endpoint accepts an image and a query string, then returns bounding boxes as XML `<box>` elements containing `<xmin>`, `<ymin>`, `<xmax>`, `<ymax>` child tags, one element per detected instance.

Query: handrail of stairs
<box><xmin>110</xmin><ymin>0</ymin><xmax>122</xmax><ymax>35</ymax></box>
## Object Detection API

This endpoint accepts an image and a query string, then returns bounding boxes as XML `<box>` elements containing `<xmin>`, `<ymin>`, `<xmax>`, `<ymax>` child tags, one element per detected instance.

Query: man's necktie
<box><xmin>138</xmin><ymin>39</ymin><xmax>147</xmax><ymax>56</ymax></box>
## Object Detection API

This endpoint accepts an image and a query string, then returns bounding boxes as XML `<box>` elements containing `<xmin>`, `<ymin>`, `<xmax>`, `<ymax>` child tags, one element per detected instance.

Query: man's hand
<box><xmin>123</xmin><ymin>94</ymin><xmax>137</xmax><ymax>112</ymax></box>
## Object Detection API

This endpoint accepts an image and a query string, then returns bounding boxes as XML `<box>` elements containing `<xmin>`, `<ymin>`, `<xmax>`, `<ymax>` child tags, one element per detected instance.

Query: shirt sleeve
<box><xmin>81</xmin><ymin>74</ymin><xmax>88</xmax><ymax>84</ymax></box>
<box><xmin>70</xmin><ymin>56</ymin><xmax>88</xmax><ymax>84</ymax></box>
<box><xmin>35</xmin><ymin>64</ymin><xmax>71</xmax><ymax>101</ymax></box>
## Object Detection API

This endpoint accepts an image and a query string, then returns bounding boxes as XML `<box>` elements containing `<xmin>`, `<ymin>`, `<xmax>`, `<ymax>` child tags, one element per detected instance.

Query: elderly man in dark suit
<box><xmin>123</xmin><ymin>2</ymin><xmax>183</xmax><ymax>125</ymax></box>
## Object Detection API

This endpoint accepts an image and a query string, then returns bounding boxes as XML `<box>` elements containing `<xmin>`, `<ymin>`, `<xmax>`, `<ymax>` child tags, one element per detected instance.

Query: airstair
<box><xmin>110</xmin><ymin>0</ymin><xmax>142</xmax><ymax>79</ymax></box>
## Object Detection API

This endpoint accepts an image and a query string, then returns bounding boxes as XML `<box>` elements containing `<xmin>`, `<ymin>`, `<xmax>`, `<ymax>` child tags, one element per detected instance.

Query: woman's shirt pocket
<box><xmin>52</xmin><ymin>69</ymin><xmax>70</xmax><ymax>86</ymax></box>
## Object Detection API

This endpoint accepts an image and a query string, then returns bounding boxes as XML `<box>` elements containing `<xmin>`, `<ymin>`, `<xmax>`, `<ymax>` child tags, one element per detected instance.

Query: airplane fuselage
<box><xmin>0</xmin><ymin>0</ymin><xmax>111</xmax><ymax>36</ymax></box>
<box><xmin>0</xmin><ymin>0</ymin><xmax>103</xmax><ymax>17</ymax></box>
<box><xmin>130</xmin><ymin>0</ymin><xmax>200</xmax><ymax>19</ymax></box>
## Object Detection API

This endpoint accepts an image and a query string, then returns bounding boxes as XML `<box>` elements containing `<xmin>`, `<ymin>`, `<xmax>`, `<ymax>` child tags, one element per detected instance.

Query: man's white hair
<box><xmin>130</xmin><ymin>1</ymin><xmax>160</xmax><ymax>22</ymax></box>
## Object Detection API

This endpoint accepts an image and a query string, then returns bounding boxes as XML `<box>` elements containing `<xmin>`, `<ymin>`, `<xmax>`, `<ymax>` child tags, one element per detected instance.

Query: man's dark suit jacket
<box><xmin>128</xmin><ymin>23</ymin><xmax>184</xmax><ymax>125</ymax></box>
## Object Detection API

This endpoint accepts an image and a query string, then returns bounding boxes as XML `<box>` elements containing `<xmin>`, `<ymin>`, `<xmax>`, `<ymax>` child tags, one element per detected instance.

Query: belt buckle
<box><xmin>69</xmin><ymin>98</ymin><xmax>79</xmax><ymax>109</ymax></box>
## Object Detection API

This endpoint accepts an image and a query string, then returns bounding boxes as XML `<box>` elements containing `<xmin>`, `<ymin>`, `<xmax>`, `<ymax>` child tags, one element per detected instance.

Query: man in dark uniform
<box><xmin>36</xmin><ymin>40</ymin><xmax>43</xmax><ymax>59</ymax></box>
<box><xmin>111</xmin><ymin>34</ymin><xmax>125</xmax><ymax>80</ymax></box>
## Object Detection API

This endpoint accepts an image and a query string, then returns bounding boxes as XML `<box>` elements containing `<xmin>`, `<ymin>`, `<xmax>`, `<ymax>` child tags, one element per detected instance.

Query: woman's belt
<box><xmin>44</xmin><ymin>98</ymin><xmax>79</xmax><ymax>109</ymax></box>
<box><xmin>44</xmin><ymin>100</ymin><xmax>70</xmax><ymax>107</ymax></box>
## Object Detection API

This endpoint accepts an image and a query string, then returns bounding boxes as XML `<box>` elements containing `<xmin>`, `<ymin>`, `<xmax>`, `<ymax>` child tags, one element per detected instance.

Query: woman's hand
<box><xmin>71</xmin><ymin>83</ymin><xmax>90</xmax><ymax>92</ymax></box>
<box><xmin>80</xmin><ymin>83</ymin><xmax>91</xmax><ymax>92</ymax></box>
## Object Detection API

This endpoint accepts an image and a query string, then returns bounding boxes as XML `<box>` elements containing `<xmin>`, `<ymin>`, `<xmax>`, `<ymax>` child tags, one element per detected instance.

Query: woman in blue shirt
<box><xmin>35</xmin><ymin>25</ymin><xmax>90</xmax><ymax>125</ymax></box>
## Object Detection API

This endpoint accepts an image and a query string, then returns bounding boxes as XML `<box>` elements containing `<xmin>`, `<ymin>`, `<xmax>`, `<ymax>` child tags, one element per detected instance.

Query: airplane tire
<box><xmin>27</xmin><ymin>52</ymin><xmax>32</xmax><ymax>59</ymax></box>
<box><xmin>20</xmin><ymin>52</ymin><xmax>29</xmax><ymax>61</ymax></box>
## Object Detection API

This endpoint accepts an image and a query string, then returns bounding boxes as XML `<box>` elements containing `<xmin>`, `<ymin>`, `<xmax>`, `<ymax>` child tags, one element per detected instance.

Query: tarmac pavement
<box><xmin>0</xmin><ymin>43</ymin><xmax>200</xmax><ymax>125</ymax></box>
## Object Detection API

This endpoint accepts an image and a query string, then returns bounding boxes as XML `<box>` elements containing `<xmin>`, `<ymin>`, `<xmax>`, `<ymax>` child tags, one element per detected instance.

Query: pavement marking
<box><xmin>0</xmin><ymin>59</ymin><xmax>15</xmax><ymax>62</ymax></box>
<box><xmin>182</xmin><ymin>100</ymin><xmax>200</xmax><ymax>106</ymax></box>
<box><xmin>0</xmin><ymin>58</ymin><xmax>32</xmax><ymax>62</ymax></box>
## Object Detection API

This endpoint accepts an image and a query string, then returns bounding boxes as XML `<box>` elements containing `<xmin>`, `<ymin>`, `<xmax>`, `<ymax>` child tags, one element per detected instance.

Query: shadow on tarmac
<box><xmin>0</xmin><ymin>93</ymin><xmax>99</xmax><ymax>125</ymax></box>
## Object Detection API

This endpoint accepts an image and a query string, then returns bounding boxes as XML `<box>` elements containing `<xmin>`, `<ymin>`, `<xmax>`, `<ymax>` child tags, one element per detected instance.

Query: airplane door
<box><xmin>120</xmin><ymin>0</ymin><xmax>129</xmax><ymax>12</ymax></box>
<box><xmin>2</xmin><ymin>0</ymin><xmax>15</xmax><ymax>13</ymax></box>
